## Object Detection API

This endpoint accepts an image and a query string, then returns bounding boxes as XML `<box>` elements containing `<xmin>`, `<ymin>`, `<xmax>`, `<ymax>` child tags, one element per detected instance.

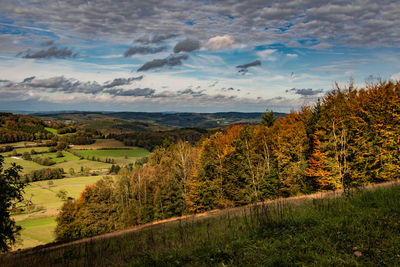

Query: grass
<box><xmin>3</xmin><ymin>157</ymin><xmax>44</xmax><ymax>174</ymax></box>
<box><xmin>32</xmin><ymin>151</ymin><xmax>80</xmax><ymax>163</ymax></box>
<box><xmin>0</xmin><ymin>146</ymin><xmax>50</xmax><ymax>157</ymax></box>
<box><xmin>3</xmin><ymin>184</ymin><xmax>400</xmax><ymax>266</ymax></box>
<box><xmin>15</xmin><ymin>217</ymin><xmax>57</xmax><ymax>249</ymax></box>
<box><xmin>54</xmin><ymin>159</ymin><xmax>111</xmax><ymax>173</ymax></box>
<box><xmin>71</xmin><ymin>148</ymin><xmax>149</xmax><ymax>165</ymax></box>
<box><xmin>0</xmin><ymin>141</ymin><xmax>39</xmax><ymax>148</ymax></box>
<box><xmin>44</xmin><ymin>127</ymin><xmax>59</xmax><ymax>136</ymax></box>
<box><xmin>11</xmin><ymin>176</ymin><xmax>106</xmax><ymax>250</ymax></box>
<box><xmin>2</xmin><ymin>151</ymin><xmax>112</xmax><ymax>175</ymax></box>
<box><xmin>15</xmin><ymin>176</ymin><xmax>106</xmax><ymax>218</ymax></box>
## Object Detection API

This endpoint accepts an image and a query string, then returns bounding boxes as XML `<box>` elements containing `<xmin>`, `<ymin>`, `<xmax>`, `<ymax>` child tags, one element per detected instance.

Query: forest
<box><xmin>55</xmin><ymin>81</ymin><xmax>400</xmax><ymax>241</ymax></box>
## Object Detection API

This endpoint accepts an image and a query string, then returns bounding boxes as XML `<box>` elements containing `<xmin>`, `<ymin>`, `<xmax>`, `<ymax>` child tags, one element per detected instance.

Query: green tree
<box><xmin>0</xmin><ymin>156</ymin><xmax>25</xmax><ymax>252</ymax></box>
<box><xmin>261</xmin><ymin>109</ymin><xmax>276</xmax><ymax>127</ymax></box>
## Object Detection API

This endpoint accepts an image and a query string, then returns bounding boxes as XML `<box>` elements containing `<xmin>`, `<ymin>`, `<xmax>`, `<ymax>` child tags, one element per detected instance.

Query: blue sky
<box><xmin>0</xmin><ymin>0</ymin><xmax>400</xmax><ymax>112</ymax></box>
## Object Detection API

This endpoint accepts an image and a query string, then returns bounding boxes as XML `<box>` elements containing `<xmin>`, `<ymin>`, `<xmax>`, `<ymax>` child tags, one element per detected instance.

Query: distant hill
<box><xmin>31</xmin><ymin>111</ymin><xmax>286</xmax><ymax>129</ymax></box>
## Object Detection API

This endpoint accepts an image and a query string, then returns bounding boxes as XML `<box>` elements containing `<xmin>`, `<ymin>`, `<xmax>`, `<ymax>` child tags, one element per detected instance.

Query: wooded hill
<box><xmin>55</xmin><ymin>81</ymin><xmax>400</xmax><ymax>242</ymax></box>
<box><xmin>33</xmin><ymin>111</ymin><xmax>281</xmax><ymax>129</ymax></box>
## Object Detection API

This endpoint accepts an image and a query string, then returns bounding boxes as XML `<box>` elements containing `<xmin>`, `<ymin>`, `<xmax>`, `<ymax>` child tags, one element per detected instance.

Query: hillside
<box><xmin>2</xmin><ymin>182</ymin><xmax>399</xmax><ymax>266</ymax></box>
<box><xmin>31</xmin><ymin>111</ymin><xmax>281</xmax><ymax>129</ymax></box>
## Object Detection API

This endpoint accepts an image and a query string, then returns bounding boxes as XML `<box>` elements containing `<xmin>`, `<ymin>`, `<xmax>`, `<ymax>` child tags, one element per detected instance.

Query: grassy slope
<box><xmin>71</xmin><ymin>148</ymin><xmax>149</xmax><ymax>165</ymax></box>
<box><xmin>3</xmin><ymin>184</ymin><xmax>400</xmax><ymax>266</ymax></box>
<box><xmin>16</xmin><ymin>217</ymin><xmax>57</xmax><ymax>249</ymax></box>
<box><xmin>1</xmin><ymin>151</ymin><xmax>112</xmax><ymax>175</ymax></box>
<box><xmin>15</xmin><ymin>176</ymin><xmax>106</xmax><ymax>220</ymax></box>
<box><xmin>12</xmin><ymin>176</ymin><xmax>105</xmax><ymax>250</ymax></box>
<box><xmin>3</xmin><ymin>157</ymin><xmax>44</xmax><ymax>174</ymax></box>
<box><xmin>44</xmin><ymin>127</ymin><xmax>59</xmax><ymax>136</ymax></box>
<box><xmin>1</xmin><ymin>146</ymin><xmax>50</xmax><ymax>157</ymax></box>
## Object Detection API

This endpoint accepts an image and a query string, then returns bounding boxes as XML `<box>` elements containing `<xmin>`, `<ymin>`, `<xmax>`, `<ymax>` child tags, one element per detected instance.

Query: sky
<box><xmin>0</xmin><ymin>0</ymin><xmax>400</xmax><ymax>113</ymax></box>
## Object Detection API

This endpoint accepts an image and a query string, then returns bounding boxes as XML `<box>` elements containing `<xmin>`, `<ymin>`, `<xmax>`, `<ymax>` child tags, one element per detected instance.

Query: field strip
<box><xmin>6</xmin><ymin>180</ymin><xmax>399</xmax><ymax>257</ymax></box>
<box><xmin>28</xmin><ymin>184</ymin><xmax>91</xmax><ymax>189</ymax></box>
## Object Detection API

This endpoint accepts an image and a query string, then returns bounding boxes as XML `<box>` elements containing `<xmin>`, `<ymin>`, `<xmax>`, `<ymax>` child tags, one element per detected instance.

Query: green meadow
<box><xmin>12</xmin><ymin>176</ymin><xmax>106</xmax><ymax>250</ymax></box>
<box><xmin>0</xmin><ymin>139</ymin><xmax>149</xmax><ymax>250</ymax></box>
<box><xmin>71</xmin><ymin>148</ymin><xmax>150</xmax><ymax>165</ymax></box>
<box><xmin>44</xmin><ymin>127</ymin><xmax>59</xmax><ymax>136</ymax></box>
<box><xmin>2</xmin><ymin>146</ymin><xmax>50</xmax><ymax>157</ymax></box>
<box><xmin>16</xmin><ymin>217</ymin><xmax>57</xmax><ymax>249</ymax></box>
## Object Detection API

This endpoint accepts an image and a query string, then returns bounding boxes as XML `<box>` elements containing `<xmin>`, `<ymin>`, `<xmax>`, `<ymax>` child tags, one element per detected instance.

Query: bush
<box><xmin>22</xmin><ymin>152</ymin><xmax>31</xmax><ymax>160</ymax></box>
<box><xmin>32</xmin><ymin>157</ymin><xmax>55</xmax><ymax>166</ymax></box>
<box><xmin>24</xmin><ymin>168</ymin><xmax>64</xmax><ymax>182</ymax></box>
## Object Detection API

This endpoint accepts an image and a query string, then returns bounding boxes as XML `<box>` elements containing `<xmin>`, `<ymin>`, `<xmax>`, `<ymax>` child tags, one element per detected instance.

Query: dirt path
<box><xmin>8</xmin><ymin>180</ymin><xmax>399</xmax><ymax>257</ymax></box>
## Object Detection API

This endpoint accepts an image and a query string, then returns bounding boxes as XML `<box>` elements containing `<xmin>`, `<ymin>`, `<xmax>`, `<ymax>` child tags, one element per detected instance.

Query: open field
<box><xmin>1</xmin><ymin>151</ymin><xmax>112</xmax><ymax>175</ymax></box>
<box><xmin>2</xmin><ymin>146</ymin><xmax>51</xmax><ymax>156</ymax></box>
<box><xmin>11</xmin><ymin>176</ymin><xmax>106</xmax><ymax>250</ymax></box>
<box><xmin>3</xmin><ymin>182</ymin><xmax>400</xmax><ymax>266</ymax></box>
<box><xmin>71</xmin><ymin>148</ymin><xmax>149</xmax><ymax>165</ymax></box>
<box><xmin>16</xmin><ymin>217</ymin><xmax>57</xmax><ymax>249</ymax></box>
<box><xmin>0</xmin><ymin>141</ymin><xmax>44</xmax><ymax>148</ymax></box>
<box><xmin>14</xmin><ymin>175</ymin><xmax>106</xmax><ymax>221</ymax></box>
<box><xmin>44</xmin><ymin>127</ymin><xmax>59</xmax><ymax>136</ymax></box>
<box><xmin>32</xmin><ymin>151</ymin><xmax>80</xmax><ymax>163</ymax></box>
<box><xmin>3</xmin><ymin>157</ymin><xmax>45</xmax><ymax>174</ymax></box>
<box><xmin>71</xmin><ymin>139</ymin><xmax>134</xmax><ymax>150</ymax></box>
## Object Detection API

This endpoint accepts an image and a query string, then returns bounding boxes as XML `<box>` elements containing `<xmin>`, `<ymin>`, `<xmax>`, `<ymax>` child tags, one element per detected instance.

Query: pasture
<box><xmin>16</xmin><ymin>217</ymin><xmax>56</xmax><ymax>249</ymax></box>
<box><xmin>12</xmin><ymin>176</ymin><xmax>106</xmax><ymax>250</ymax></box>
<box><xmin>71</xmin><ymin>148</ymin><xmax>149</xmax><ymax>165</ymax></box>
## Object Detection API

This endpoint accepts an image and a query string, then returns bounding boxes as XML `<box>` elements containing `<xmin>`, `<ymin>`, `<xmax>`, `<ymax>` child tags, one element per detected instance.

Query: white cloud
<box><xmin>286</xmin><ymin>53</ymin><xmax>298</xmax><ymax>58</ymax></box>
<box><xmin>256</xmin><ymin>49</ymin><xmax>277</xmax><ymax>61</ymax></box>
<box><xmin>391</xmin><ymin>72</ymin><xmax>400</xmax><ymax>80</ymax></box>
<box><xmin>205</xmin><ymin>35</ymin><xmax>235</xmax><ymax>50</ymax></box>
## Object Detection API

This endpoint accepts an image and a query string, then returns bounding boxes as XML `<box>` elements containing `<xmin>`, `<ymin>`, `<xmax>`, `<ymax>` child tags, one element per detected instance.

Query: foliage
<box><xmin>23</xmin><ymin>168</ymin><xmax>64</xmax><ymax>182</ymax></box>
<box><xmin>0</xmin><ymin>155</ymin><xmax>25</xmax><ymax>252</ymax></box>
<box><xmin>53</xmin><ymin>81</ymin><xmax>400</xmax><ymax>244</ymax></box>
<box><xmin>0</xmin><ymin>113</ymin><xmax>54</xmax><ymax>144</ymax></box>
<box><xmin>260</xmin><ymin>109</ymin><xmax>276</xmax><ymax>127</ymax></box>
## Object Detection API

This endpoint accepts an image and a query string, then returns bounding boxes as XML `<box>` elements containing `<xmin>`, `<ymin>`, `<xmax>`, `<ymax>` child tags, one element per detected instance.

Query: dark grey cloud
<box><xmin>103</xmin><ymin>76</ymin><xmax>143</xmax><ymax>88</ymax></box>
<box><xmin>237</xmin><ymin>60</ymin><xmax>261</xmax><ymax>69</ymax></box>
<box><xmin>8</xmin><ymin>76</ymin><xmax>144</xmax><ymax>95</ymax></box>
<box><xmin>20</xmin><ymin>46</ymin><xmax>77</xmax><ymax>59</ymax></box>
<box><xmin>28</xmin><ymin>76</ymin><xmax>103</xmax><ymax>94</ymax></box>
<box><xmin>41</xmin><ymin>40</ymin><xmax>54</xmax><ymax>46</ymax></box>
<box><xmin>105</xmin><ymin>88</ymin><xmax>155</xmax><ymax>97</ymax></box>
<box><xmin>123</xmin><ymin>46</ymin><xmax>166</xmax><ymax>57</ymax></box>
<box><xmin>23</xmin><ymin>76</ymin><xmax>36</xmax><ymax>83</ymax></box>
<box><xmin>136</xmin><ymin>34</ymin><xmax>177</xmax><ymax>44</ymax></box>
<box><xmin>237</xmin><ymin>60</ymin><xmax>261</xmax><ymax>74</ymax></box>
<box><xmin>137</xmin><ymin>54</ymin><xmax>188</xmax><ymax>71</ymax></box>
<box><xmin>286</xmin><ymin>88</ymin><xmax>324</xmax><ymax>96</ymax></box>
<box><xmin>174</xmin><ymin>39</ymin><xmax>200</xmax><ymax>53</ymax></box>
<box><xmin>220</xmin><ymin>87</ymin><xmax>235</xmax><ymax>92</ymax></box>
<box><xmin>177</xmin><ymin>88</ymin><xmax>205</xmax><ymax>97</ymax></box>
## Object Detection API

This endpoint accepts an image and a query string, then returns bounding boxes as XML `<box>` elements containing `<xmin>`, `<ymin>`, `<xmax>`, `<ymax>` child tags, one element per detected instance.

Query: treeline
<box><xmin>56</xmin><ymin>81</ymin><xmax>400</xmax><ymax>241</ymax></box>
<box><xmin>111</xmin><ymin>128</ymin><xmax>214</xmax><ymax>151</ymax></box>
<box><xmin>23</xmin><ymin>168</ymin><xmax>64</xmax><ymax>182</ymax></box>
<box><xmin>57</xmin><ymin>127</ymin><xmax>77</xmax><ymax>134</ymax></box>
<box><xmin>0</xmin><ymin>113</ymin><xmax>54</xmax><ymax>143</ymax></box>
